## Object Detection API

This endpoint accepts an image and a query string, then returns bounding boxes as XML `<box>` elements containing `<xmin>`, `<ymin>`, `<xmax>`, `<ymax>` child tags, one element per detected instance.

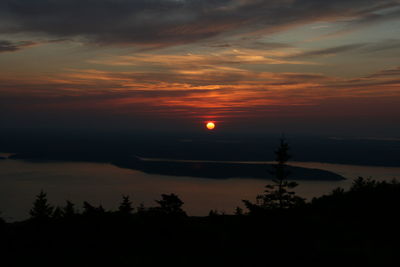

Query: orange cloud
<box><xmin>1</xmin><ymin>63</ymin><xmax>398</xmax><ymax>124</ymax></box>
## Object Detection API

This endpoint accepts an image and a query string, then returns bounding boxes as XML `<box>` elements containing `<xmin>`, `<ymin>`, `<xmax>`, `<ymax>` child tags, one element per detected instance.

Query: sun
<box><xmin>206</xmin><ymin>122</ymin><xmax>215</xmax><ymax>130</ymax></box>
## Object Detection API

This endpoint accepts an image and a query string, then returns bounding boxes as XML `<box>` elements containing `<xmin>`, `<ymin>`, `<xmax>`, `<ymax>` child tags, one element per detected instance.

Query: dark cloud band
<box><xmin>0</xmin><ymin>0</ymin><xmax>399</xmax><ymax>46</ymax></box>
<box><xmin>0</xmin><ymin>39</ymin><xmax>36</xmax><ymax>52</ymax></box>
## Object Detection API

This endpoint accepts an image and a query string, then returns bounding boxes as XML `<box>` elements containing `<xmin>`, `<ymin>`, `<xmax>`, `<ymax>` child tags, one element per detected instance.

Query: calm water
<box><xmin>1</xmin><ymin>159</ymin><xmax>400</xmax><ymax>221</ymax></box>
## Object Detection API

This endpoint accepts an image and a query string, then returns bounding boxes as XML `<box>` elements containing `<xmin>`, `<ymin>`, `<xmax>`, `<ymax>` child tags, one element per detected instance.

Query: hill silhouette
<box><xmin>112</xmin><ymin>156</ymin><xmax>345</xmax><ymax>180</ymax></box>
<box><xmin>2</xmin><ymin>130</ymin><xmax>400</xmax><ymax>166</ymax></box>
<box><xmin>1</xmin><ymin>177</ymin><xmax>399</xmax><ymax>266</ymax></box>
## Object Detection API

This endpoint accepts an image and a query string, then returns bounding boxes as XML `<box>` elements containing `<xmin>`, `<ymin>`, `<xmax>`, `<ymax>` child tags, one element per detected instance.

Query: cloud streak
<box><xmin>285</xmin><ymin>44</ymin><xmax>366</xmax><ymax>59</ymax></box>
<box><xmin>0</xmin><ymin>40</ymin><xmax>36</xmax><ymax>53</ymax></box>
<box><xmin>1</xmin><ymin>66</ymin><xmax>399</xmax><ymax>120</ymax></box>
<box><xmin>1</xmin><ymin>0</ymin><xmax>399</xmax><ymax>47</ymax></box>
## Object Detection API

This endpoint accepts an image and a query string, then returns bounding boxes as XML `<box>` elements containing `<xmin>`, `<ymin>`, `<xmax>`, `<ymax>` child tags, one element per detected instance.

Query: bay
<box><xmin>1</xmin><ymin>159</ymin><xmax>399</xmax><ymax>221</ymax></box>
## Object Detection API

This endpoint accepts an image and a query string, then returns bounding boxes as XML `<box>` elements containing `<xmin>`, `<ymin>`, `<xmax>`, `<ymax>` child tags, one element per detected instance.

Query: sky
<box><xmin>0</xmin><ymin>0</ymin><xmax>399</xmax><ymax>136</ymax></box>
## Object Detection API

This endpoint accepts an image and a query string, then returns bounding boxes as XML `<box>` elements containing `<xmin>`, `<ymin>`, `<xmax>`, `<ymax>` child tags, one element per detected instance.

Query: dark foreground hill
<box><xmin>1</xmin><ymin>178</ymin><xmax>399</xmax><ymax>267</ymax></box>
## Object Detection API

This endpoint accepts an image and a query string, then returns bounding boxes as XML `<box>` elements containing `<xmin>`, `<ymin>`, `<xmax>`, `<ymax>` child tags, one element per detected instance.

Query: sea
<box><xmin>1</xmin><ymin>155</ymin><xmax>400</xmax><ymax>221</ymax></box>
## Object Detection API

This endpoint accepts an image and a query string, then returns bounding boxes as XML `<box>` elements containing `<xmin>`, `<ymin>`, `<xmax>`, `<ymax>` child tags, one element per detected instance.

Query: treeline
<box><xmin>1</xmin><ymin>177</ymin><xmax>399</xmax><ymax>266</ymax></box>
<box><xmin>1</xmin><ymin>176</ymin><xmax>399</xmax><ymax>224</ymax></box>
<box><xmin>26</xmin><ymin>191</ymin><xmax>187</xmax><ymax>221</ymax></box>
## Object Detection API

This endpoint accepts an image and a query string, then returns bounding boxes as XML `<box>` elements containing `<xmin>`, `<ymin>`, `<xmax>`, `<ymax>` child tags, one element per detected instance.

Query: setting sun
<box><xmin>206</xmin><ymin>122</ymin><xmax>215</xmax><ymax>130</ymax></box>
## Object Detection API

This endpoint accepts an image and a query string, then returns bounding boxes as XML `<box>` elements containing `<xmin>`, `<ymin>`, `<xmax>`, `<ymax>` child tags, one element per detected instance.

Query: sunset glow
<box><xmin>0</xmin><ymin>0</ymin><xmax>399</xmax><ymax>135</ymax></box>
<box><xmin>206</xmin><ymin>122</ymin><xmax>215</xmax><ymax>130</ymax></box>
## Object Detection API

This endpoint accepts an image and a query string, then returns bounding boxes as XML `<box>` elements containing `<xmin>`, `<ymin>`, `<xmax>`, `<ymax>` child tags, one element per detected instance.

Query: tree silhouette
<box><xmin>136</xmin><ymin>202</ymin><xmax>146</xmax><ymax>214</ymax></box>
<box><xmin>118</xmin><ymin>195</ymin><xmax>134</xmax><ymax>215</ymax></box>
<box><xmin>82</xmin><ymin>201</ymin><xmax>105</xmax><ymax>216</ymax></box>
<box><xmin>155</xmin><ymin>193</ymin><xmax>186</xmax><ymax>216</ymax></box>
<box><xmin>63</xmin><ymin>200</ymin><xmax>76</xmax><ymax>218</ymax></box>
<box><xmin>208</xmin><ymin>209</ymin><xmax>220</xmax><ymax>216</ymax></box>
<box><xmin>30</xmin><ymin>190</ymin><xmax>54</xmax><ymax>220</ymax></box>
<box><xmin>0</xmin><ymin>212</ymin><xmax>5</xmax><ymax>224</ymax></box>
<box><xmin>243</xmin><ymin>138</ymin><xmax>305</xmax><ymax>213</ymax></box>
<box><xmin>52</xmin><ymin>206</ymin><xmax>63</xmax><ymax>219</ymax></box>
<box><xmin>234</xmin><ymin>207</ymin><xmax>243</xmax><ymax>216</ymax></box>
<box><xmin>351</xmin><ymin>177</ymin><xmax>376</xmax><ymax>192</ymax></box>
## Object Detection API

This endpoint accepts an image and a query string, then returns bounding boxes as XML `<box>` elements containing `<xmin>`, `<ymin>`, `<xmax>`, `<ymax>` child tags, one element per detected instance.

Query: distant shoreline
<box><xmin>111</xmin><ymin>156</ymin><xmax>345</xmax><ymax>181</ymax></box>
<box><xmin>6</xmin><ymin>153</ymin><xmax>344</xmax><ymax>181</ymax></box>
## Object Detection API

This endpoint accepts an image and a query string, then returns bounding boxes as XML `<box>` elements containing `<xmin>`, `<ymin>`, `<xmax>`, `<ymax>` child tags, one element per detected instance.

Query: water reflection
<box><xmin>0</xmin><ymin>159</ymin><xmax>399</xmax><ymax>221</ymax></box>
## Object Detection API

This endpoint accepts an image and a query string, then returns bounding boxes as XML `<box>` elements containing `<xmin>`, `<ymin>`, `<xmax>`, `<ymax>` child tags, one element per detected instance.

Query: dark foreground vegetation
<box><xmin>1</xmin><ymin>178</ymin><xmax>399</xmax><ymax>266</ymax></box>
<box><xmin>1</xmin><ymin>139</ymin><xmax>399</xmax><ymax>266</ymax></box>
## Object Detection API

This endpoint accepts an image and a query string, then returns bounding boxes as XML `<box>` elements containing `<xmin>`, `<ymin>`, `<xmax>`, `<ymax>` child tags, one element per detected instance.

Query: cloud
<box><xmin>365</xmin><ymin>66</ymin><xmax>400</xmax><ymax>78</ymax></box>
<box><xmin>0</xmin><ymin>40</ymin><xmax>36</xmax><ymax>53</ymax></box>
<box><xmin>206</xmin><ymin>41</ymin><xmax>293</xmax><ymax>50</ymax></box>
<box><xmin>2</xmin><ymin>65</ymin><xmax>399</xmax><ymax>112</ymax></box>
<box><xmin>0</xmin><ymin>0</ymin><xmax>399</xmax><ymax>47</ymax></box>
<box><xmin>88</xmin><ymin>49</ymin><xmax>312</xmax><ymax>70</ymax></box>
<box><xmin>285</xmin><ymin>43</ymin><xmax>366</xmax><ymax>59</ymax></box>
<box><xmin>316</xmin><ymin>6</ymin><xmax>400</xmax><ymax>40</ymax></box>
<box><xmin>281</xmin><ymin>38</ymin><xmax>400</xmax><ymax>59</ymax></box>
<box><xmin>1</xmin><ymin>63</ymin><xmax>399</xmax><ymax>135</ymax></box>
<box><xmin>363</xmin><ymin>39</ymin><xmax>400</xmax><ymax>53</ymax></box>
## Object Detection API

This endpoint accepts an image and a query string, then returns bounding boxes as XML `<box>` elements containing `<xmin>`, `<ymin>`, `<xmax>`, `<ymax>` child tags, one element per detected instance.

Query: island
<box><xmin>112</xmin><ymin>156</ymin><xmax>345</xmax><ymax>181</ymax></box>
<box><xmin>8</xmin><ymin>153</ymin><xmax>345</xmax><ymax>181</ymax></box>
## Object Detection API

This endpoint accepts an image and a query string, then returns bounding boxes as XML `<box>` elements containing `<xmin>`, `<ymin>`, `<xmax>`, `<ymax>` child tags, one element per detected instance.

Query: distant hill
<box><xmin>112</xmin><ymin>157</ymin><xmax>345</xmax><ymax>181</ymax></box>
<box><xmin>8</xmin><ymin>152</ymin><xmax>344</xmax><ymax>181</ymax></box>
<box><xmin>2</xmin><ymin>130</ymin><xmax>399</xmax><ymax>166</ymax></box>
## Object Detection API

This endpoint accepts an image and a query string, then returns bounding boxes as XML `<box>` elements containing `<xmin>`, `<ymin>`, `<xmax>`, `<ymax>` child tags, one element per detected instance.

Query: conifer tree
<box><xmin>137</xmin><ymin>202</ymin><xmax>146</xmax><ymax>214</ymax></box>
<box><xmin>234</xmin><ymin>207</ymin><xmax>244</xmax><ymax>216</ymax></box>
<box><xmin>156</xmin><ymin>193</ymin><xmax>186</xmax><ymax>216</ymax></box>
<box><xmin>52</xmin><ymin>206</ymin><xmax>63</xmax><ymax>219</ymax></box>
<box><xmin>243</xmin><ymin>138</ymin><xmax>305</xmax><ymax>212</ymax></box>
<box><xmin>83</xmin><ymin>201</ymin><xmax>105</xmax><ymax>216</ymax></box>
<box><xmin>118</xmin><ymin>195</ymin><xmax>134</xmax><ymax>215</ymax></box>
<box><xmin>63</xmin><ymin>200</ymin><xmax>76</xmax><ymax>218</ymax></box>
<box><xmin>30</xmin><ymin>190</ymin><xmax>54</xmax><ymax>220</ymax></box>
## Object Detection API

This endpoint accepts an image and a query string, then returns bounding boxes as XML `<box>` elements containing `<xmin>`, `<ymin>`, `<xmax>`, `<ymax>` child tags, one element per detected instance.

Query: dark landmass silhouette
<box><xmin>7</xmin><ymin>154</ymin><xmax>344</xmax><ymax>180</ymax></box>
<box><xmin>1</xmin><ymin>178</ymin><xmax>399</xmax><ymax>266</ymax></box>
<box><xmin>112</xmin><ymin>157</ymin><xmax>345</xmax><ymax>180</ymax></box>
<box><xmin>1</xmin><ymin>130</ymin><xmax>400</xmax><ymax>166</ymax></box>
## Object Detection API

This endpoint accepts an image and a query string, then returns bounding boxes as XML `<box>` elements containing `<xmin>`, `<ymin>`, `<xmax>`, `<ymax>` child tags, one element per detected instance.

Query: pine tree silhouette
<box><xmin>156</xmin><ymin>193</ymin><xmax>186</xmax><ymax>216</ymax></box>
<box><xmin>137</xmin><ymin>202</ymin><xmax>146</xmax><ymax>214</ymax></box>
<box><xmin>118</xmin><ymin>195</ymin><xmax>134</xmax><ymax>215</ymax></box>
<box><xmin>234</xmin><ymin>207</ymin><xmax>244</xmax><ymax>215</ymax></box>
<box><xmin>52</xmin><ymin>206</ymin><xmax>63</xmax><ymax>219</ymax></box>
<box><xmin>30</xmin><ymin>190</ymin><xmax>54</xmax><ymax>220</ymax></box>
<box><xmin>208</xmin><ymin>209</ymin><xmax>220</xmax><ymax>216</ymax></box>
<box><xmin>82</xmin><ymin>201</ymin><xmax>105</xmax><ymax>216</ymax></box>
<box><xmin>243</xmin><ymin>137</ymin><xmax>305</xmax><ymax>213</ymax></box>
<box><xmin>63</xmin><ymin>200</ymin><xmax>76</xmax><ymax>218</ymax></box>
